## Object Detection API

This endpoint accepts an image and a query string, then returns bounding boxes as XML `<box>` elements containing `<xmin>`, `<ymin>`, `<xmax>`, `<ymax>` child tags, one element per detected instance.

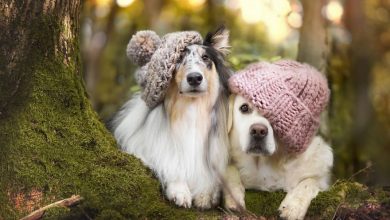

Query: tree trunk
<box><xmin>0</xmin><ymin>1</ymin><xmax>214</xmax><ymax>219</ymax></box>
<box><xmin>0</xmin><ymin>0</ymin><xmax>383</xmax><ymax>219</ymax></box>
<box><xmin>344</xmin><ymin>0</ymin><xmax>375</xmax><ymax>176</ymax></box>
<box><xmin>297</xmin><ymin>0</ymin><xmax>330</xmax><ymax>138</ymax></box>
<box><xmin>297</xmin><ymin>0</ymin><xmax>329</xmax><ymax>74</ymax></box>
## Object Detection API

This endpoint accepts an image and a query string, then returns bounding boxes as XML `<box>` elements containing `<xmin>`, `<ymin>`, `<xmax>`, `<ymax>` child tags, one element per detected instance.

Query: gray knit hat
<box><xmin>127</xmin><ymin>30</ymin><xmax>203</xmax><ymax>108</ymax></box>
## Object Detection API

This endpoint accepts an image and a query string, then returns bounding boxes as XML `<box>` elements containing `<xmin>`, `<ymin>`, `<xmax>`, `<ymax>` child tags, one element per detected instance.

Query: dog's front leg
<box><xmin>278</xmin><ymin>178</ymin><xmax>320</xmax><ymax>220</ymax></box>
<box><xmin>166</xmin><ymin>181</ymin><xmax>192</xmax><ymax>208</ymax></box>
<box><xmin>223</xmin><ymin>165</ymin><xmax>246</xmax><ymax>211</ymax></box>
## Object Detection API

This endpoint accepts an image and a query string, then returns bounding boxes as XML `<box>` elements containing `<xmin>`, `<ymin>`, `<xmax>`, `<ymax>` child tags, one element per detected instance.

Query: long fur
<box><xmin>112</xmin><ymin>27</ymin><xmax>231</xmax><ymax>208</ymax></box>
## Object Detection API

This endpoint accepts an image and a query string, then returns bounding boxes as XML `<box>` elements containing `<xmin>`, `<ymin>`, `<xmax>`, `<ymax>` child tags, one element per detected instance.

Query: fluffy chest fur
<box><xmin>165</xmin><ymin>84</ymin><xmax>216</xmax><ymax>142</ymax></box>
<box><xmin>170</xmin><ymin>103</ymin><xmax>210</xmax><ymax>143</ymax></box>
<box><xmin>233</xmin><ymin>153</ymin><xmax>285</xmax><ymax>191</ymax></box>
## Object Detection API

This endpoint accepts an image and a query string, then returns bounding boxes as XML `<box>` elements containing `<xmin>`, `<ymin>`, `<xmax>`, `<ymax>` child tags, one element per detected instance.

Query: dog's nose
<box><xmin>187</xmin><ymin>72</ymin><xmax>203</xmax><ymax>86</ymax></box>
<box><xmin>250</xmin><ymin>124</ymin><xmax>268</xmax><ymax>139</ymax></box>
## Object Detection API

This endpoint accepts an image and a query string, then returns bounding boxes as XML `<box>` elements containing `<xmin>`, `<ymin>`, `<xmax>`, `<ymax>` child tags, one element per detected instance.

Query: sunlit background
<box><xmin>81</xmin><ymin>0</ymin><xmax>390</xmax><ymax>185</ymax></box>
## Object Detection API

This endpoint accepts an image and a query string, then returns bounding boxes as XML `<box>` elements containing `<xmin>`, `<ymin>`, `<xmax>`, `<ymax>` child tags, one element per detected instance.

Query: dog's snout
<box><xmin>250</xmin><ymin>124</ymin><xmax>268</xmax><ymax>139</ymax></box>
<box><xmin>187</xmin><ymin>72</ymin><xmax>203</xmax><ymax>86</ymax></box>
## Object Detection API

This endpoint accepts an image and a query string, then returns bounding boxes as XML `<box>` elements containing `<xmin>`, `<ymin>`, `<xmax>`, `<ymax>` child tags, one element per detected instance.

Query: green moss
<box><xmin>244</xmin><ymin>190</ymin><xmax>285</xmax><ymax>217</ymax></box>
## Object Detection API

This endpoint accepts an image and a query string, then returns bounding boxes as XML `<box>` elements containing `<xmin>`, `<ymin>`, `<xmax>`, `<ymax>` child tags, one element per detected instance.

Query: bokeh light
<box><xmin>271</xmin><ymin>0</ymin><xmax>291</xmax><ymax>16</ymax></box>
<box><xmin>240</xmin><ymin>0</ymin><xmax>263</xmax><ymax>24</ymax></box>
<box><xmin>116</xmin><ymin>0</ymin><xmax>135</xmax><ymax>8</ymax></box>
<box><xmin>188</xmin><ymin>0</ymin><xmax>206</xmax><ymax>8</ymax></box>
<box><xmin>287</xmin><ymin>11</ymin><xmax>302</xmax><ymax>28</ymax></box>
<box><xmin>325</xmin><ymin>0</ymin><xmax>344</xmax><ymax>23</ymax></box>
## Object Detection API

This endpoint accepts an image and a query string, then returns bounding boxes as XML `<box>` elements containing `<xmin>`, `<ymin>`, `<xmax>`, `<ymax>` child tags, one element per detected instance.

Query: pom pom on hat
<box><xmin>126</xmin><ymin>30</ymin><xmax>161</xmax><ymax>66</ymax></box>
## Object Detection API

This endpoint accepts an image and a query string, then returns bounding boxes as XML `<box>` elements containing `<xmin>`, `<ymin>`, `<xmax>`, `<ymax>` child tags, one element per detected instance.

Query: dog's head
<box><xmin>228</xmin><ymin>95</ymin><xmax>277</xmax><ymax>156</ymax></box>
<box><xmin>174</xmin><ymin>26</ymin><xmax>230</xmax><ymax>97</ymax></box>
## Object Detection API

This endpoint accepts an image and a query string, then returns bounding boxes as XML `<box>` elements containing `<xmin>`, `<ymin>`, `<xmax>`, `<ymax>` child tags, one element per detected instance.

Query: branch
<box><xmin>20</xmin><ymin>195</ymin><xmax>83</xmax><ymax>220</ymax></box>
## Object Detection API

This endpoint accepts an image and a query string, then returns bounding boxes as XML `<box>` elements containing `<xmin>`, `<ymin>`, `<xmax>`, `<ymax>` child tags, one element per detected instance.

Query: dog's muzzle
<box><xmin>247</xmin><ymin>123</ymin><xmax>270</xmax><ymax>155</ymax></box>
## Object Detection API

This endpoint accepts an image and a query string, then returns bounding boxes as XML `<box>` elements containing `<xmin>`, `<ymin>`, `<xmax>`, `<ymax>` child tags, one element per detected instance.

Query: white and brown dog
<box><xmin>223</xmin><ymin>61</ymin><xmax>333</xmax><ymax>220</ymax></box>
<box><xmin>112</xmin><ymin>27</ymin><xmax>232</xmax><ymax>209</ymax></box>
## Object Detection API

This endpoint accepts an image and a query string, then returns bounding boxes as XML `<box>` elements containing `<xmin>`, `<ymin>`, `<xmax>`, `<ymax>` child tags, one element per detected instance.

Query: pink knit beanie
<box><xmin>229</xmin><ymin>60</ymin><xmax>330</xmax><ymax>153</ymax></box>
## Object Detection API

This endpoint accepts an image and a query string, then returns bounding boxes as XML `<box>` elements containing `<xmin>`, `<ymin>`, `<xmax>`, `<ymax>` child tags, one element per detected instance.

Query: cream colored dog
<box><xmin>224</xmin><ymin>95</ymin><xmax>333</xmax><ymax>220</ymax></box>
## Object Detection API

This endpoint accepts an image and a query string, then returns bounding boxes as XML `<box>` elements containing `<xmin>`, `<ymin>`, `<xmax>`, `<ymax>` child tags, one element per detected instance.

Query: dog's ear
<box><xmin>227</xmin><ymin>94</ymin><xmax>235</xmax><ymax>134</ymax></box>
<box><xmin>204</xmin><ymin>25</ymin><xmax>230</xmax><ymax>56</ymax></box>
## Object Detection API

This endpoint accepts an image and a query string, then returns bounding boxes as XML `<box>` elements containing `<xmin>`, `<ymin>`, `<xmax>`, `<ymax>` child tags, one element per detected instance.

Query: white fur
<box><xmin>224</xmin><ymin>95</ymin><xmax>333</xmax><ymax>220</ymax></box>
<box><xmin>113</xmin><ymin>94</ymin><xmax>228</xmax><ymax>208</ymax></box>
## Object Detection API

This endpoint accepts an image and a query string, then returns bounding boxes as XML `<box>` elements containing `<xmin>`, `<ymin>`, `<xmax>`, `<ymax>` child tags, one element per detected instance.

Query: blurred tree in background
<box><xmin>81</xmin><ymin>0</ymin><xmax>390</xmax><ymax>186</ymax></box>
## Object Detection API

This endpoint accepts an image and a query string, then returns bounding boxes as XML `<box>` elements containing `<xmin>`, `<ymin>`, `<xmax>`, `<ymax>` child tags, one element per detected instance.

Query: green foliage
<box><xmin>228</xmin><ymin>53</ymin><xmax>281</xmax><ymax>70</ymax></box>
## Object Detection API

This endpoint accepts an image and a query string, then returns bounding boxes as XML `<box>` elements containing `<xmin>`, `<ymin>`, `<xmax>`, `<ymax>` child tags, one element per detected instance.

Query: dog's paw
<box><xmin>225</xmin><ymin>196</ymin><xmax>245</xmax><ymax>212</ymax></box>
<box><xmin>278</xmin><ymin>197</ymin><xmax>308</xmax><ymax>220</ymax></box>
<box><xmin>224</xmin><ymin>188</ymin><xmax>245</xmax><ymax>212</ymax></box>
<box><xmin>194</xmin><ymin>193</ymin><xmax>213</xmax><ymax>209</ymax></box>
<box><xmin>166</xmin><ymin>182</ymin><xmax>192</xmax><ymax>208</ymax></box>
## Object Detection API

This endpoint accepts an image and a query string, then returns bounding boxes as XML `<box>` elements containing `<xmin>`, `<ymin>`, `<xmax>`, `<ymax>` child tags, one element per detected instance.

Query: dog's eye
<box><xmin>240</xmin><ymin>104</ymin><xmax>250</xmax><ymax>113</ymax></box>
<box><xmin>202</xmin><ymin>54</ymin><xmax>209</xmax><ymax>61</ymax></box>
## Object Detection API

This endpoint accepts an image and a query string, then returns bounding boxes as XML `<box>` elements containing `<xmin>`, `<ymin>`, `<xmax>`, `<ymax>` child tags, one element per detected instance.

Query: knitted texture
<box><xmin>126</xmin><ymin>30</ymin><xmax>161</xmax><ymax>66</ymax></box>
<box><xmin>142</xmin><ymin>31</ymin><xmax>202</xmax><ymax>108</ymax></box>
<box><xmin>229</xmin><ymin>60</ymin><xmax>330</xmax><ymax>153</ymax></box>
<box><xmin>126</xmin><ymin>30</ymin><xmax>203</xmax><ymax>108</ymax></box>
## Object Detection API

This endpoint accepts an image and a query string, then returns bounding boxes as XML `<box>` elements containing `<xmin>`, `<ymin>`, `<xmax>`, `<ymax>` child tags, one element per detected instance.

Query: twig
<box><xmin>20</xmin><ymin>195</ymin><xmax>83</xmax><ymax>220</ymax></box>
<box><xmin>331</xmin><ymin>202</ymin><xmax>344</xmax><ymax>220</ymax></box>
<box><xmin>218</xmin><ymin>206</ymin><xmax>233</xmax><ymax>216</ymax></box>
<box><xmin>347</xmin><ymin>163</ymin><xmax>373</xmax><ymax>182</ymax></box>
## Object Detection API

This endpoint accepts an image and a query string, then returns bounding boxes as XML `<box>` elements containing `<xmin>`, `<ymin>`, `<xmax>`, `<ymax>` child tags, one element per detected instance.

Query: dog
<box><xmin>223</xmin><ymin>94</ymin><xmax>333</xmax><ymax>220</ymax></box>
<box><xmin>112</xmin><ymin>27</ymin><xmax>232</xmax><ymax>209</ymax></box>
